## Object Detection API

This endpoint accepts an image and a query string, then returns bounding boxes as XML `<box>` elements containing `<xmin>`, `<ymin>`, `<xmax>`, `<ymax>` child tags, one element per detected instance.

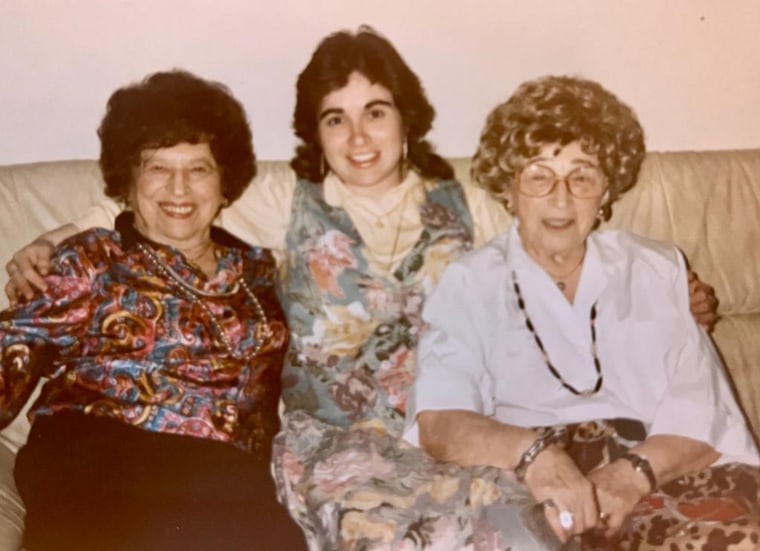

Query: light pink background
<box><xmin>1</xmin><ymin>0</ymin><xmax>758</xmax><ymax>163</ymax></box>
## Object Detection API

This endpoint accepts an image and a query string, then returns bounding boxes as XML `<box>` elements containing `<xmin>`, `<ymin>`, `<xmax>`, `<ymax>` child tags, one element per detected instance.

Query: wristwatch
<box><xmin>619</xmin><ymin>452</ymin><xmax>657</xmax><ymax>492</ymax></box>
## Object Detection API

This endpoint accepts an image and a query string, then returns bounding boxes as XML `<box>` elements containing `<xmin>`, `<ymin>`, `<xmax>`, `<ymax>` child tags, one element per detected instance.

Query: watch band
<box><xmin>514</xmin><ymin>427</ymin><xmax>568</xmax><ymax>482</ymax></box>
<box><xmin>619</xmin><ymin>452</ymin><xmax>657</xmax><ymax>492</ymax></box>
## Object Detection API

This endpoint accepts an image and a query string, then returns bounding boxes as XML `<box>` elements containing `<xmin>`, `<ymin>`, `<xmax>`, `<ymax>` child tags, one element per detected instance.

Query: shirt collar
<box><xmin>501</xmin><ymin>222</ymin><xmax>609</xmax><ymax>310</ymax></box>
<box><xmin>116</xmin><ymin>211</ymin><xmax>252</xmax><ymax>253</ymax></box>
<box><xmin>322</xmin><ymin>168</ymin><xmax>424</xmax><ymax>212</ymax></box>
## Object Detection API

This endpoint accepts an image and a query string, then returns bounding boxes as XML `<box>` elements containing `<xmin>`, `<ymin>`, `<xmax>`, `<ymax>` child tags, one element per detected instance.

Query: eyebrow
<box><xmin>528</xmin><ymin>157</ymin><xmax>599</xmax><ymax>167</ymax></box>
<box><xmin>141</xmin><ymin>155</ymin><xmax>216</xmax><ymax>167</ymax></box>
<box><xmin>318</xmin><ymin>99</ymin><xmax>395</xmax><ymax>121</ymax></box>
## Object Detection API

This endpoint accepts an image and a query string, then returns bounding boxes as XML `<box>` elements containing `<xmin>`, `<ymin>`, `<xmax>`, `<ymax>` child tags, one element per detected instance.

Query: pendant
<box><xmin>556</xmin><ymin>281</ymin><xmax>566</xmax><ymax>291</ymax></box>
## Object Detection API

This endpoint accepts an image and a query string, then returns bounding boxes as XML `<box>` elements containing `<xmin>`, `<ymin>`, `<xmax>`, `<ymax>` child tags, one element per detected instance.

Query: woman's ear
<box><xmin>500</xmin><ymin>182</ymin><xmax>517</xmax><ymax>214</ymax></box>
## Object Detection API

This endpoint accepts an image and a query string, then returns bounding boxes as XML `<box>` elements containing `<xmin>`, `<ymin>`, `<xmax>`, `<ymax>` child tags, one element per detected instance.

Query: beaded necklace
<box><xmin>138</xmin><ymin>242</ymin><xmax>272</xmax><ymax>359</ymax></box>
<box><xmin>511</xmin><ymin>270</ymin><xmax>602</xmax><ymax>396</ymax></box>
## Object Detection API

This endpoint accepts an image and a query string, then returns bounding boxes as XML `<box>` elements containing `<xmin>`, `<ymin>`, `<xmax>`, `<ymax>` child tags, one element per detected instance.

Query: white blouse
<box><xmin>405</xmin><ymin>224</ymin><xmax>759</xmax><ymax>466</ymax></box>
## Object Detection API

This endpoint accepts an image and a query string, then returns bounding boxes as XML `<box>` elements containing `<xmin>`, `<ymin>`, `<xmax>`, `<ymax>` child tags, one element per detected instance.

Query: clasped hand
<box><xmin>524</xmin><ymin>446</ymin><xmax>648</xmax><ymax>544</ymax></box>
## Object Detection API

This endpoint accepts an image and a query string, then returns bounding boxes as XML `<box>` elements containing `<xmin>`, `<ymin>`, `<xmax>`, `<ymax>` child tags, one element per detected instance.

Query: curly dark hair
<box><xmin>291</xmin><ymin>25</ymin><xmax>453</xmax><ymax>183</ymax></box>
<box><xmin>98</xmin><ymin>69</ymin><xmax>255</xmax><ymax>205</ymax></box>
<box><xmin>471</xmin><ymin>75</ymin><xmax>646</xmax><ymax>220</ymax></box>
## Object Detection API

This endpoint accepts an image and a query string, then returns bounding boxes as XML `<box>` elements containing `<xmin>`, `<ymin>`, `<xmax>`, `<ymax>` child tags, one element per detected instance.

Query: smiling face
<box><xmin>507</xmin><ymin>141</ymin><xmax>609</xmax><ymax>264</ymax></box>
<box><xmin>129</xmin><ymin>142</ymin><xmax>225</xmax><ymax>252</ymax></box>
<box><xmin>317</xmin><ymin>71</ymin><xmax>405</xmax><ymax>199</ymax></box>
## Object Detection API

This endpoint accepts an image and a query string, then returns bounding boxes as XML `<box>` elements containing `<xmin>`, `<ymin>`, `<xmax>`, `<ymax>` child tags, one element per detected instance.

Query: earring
<box><xmin>320</xmin><ymin>153</ymin><xmax>327</xmax><ymax>178</ymax></box>
<box><xmin>404</xmin><ymin>139</ymin><xmax>409</xmax><ymax>162</ymax></box>
<box><xmin>596</xmin><ymin>206</ymin><xmax>605</xmax><ymax>221</ymax></box>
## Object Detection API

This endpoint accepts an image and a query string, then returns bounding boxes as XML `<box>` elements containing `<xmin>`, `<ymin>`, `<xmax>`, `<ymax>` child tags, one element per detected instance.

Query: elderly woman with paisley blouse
<box><xmin>0</xmin><ymin>71</ymin><xmax>304</xmax><ymax>550</ymax></box>
<box><xmin>409</xmin><ymin>76</ymin><xmax>760</xmax><ymax>549</ymax></box>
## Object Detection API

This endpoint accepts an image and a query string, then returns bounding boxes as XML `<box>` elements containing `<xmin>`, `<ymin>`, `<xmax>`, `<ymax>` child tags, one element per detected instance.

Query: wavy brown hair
<box><xmin>471</xmin><ymin>75</ymin><xmax>645</xmax><ymax>220</ymax></box>
<box><xmin>98</xmin><ymin>70</ymin><xmax>255</xmax><ymax>205</ymax></box>
<box><xmin>291</xmin><ymin>26</ymin><xmax>453</xmax><ymax>183</ymax></box>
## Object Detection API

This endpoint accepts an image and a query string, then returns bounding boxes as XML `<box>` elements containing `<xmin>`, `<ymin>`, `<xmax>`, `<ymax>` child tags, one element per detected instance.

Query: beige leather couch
<box><xmin>1</xmin><ymin>150</ymin><xmax>759</xmax><ymax>548</ymax></box>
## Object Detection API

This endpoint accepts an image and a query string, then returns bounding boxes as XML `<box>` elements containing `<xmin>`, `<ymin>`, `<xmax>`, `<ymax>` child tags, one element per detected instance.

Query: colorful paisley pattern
<box><xmin>0</xmin><ymin>214</ymin><xmax>287</xmax><ymax>457</ymax></box>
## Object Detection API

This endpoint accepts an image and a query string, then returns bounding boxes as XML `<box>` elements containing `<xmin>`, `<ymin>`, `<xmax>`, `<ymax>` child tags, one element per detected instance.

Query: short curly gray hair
<box><xmin>471</xmin><ymin>75</ymin><xmax>646</xmax><ymax>220</ymax></box>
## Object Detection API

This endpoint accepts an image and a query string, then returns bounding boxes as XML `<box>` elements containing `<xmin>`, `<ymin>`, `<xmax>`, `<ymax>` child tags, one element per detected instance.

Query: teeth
<box><xmin>350</xmin><ymin>153</ymin><xmax>376</xmax><ymax>162</ymax></box>
<box><xmin>162</xmin><ymin>205</ymin><xmax>193</xmax><ymax>214</ymax></box>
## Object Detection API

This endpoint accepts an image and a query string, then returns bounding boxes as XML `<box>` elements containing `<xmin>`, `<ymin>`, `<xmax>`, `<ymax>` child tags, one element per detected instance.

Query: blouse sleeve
<box><xmin>216</xmin><ymin>166</ymin><xmax>296</xmax><ymax>267</ymax></box>
<box><xmin>649</xmin><ymin>250</ymin><xmax>760</xmax><ymax>464</ymax></box>
<box><xmin>461</xmin><ymin>180</ymin><xmax>512</xmax><ymax>248</ymax></box>
<box><xmin>74</xmin><ymin>197</ymin><xmax>122</xmax><ymax>231</ymax></box>
<box><xmin>0</xmin><ymin>242</ymin><xmax>95</xmax><ymax>427</ymax></box>
<box><xmin>404</xmin><ymin>260</ymin><xmax>495</xmax><ymax>445</ymax></box>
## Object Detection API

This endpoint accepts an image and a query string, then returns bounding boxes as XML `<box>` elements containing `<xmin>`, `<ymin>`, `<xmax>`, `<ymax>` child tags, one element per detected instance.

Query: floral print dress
<box><xmin>272</xmin><ymin>178</ymin><xmax>561</xmax><ymax>550</ymax></box>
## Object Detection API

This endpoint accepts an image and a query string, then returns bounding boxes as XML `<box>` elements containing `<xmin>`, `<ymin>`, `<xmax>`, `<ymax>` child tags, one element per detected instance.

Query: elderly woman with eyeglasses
<box><xmin>407</xmin><ymin>75</ymin><xmax>760</xmax><ymax>550</ymax></box>
<box><xmin>0</xmin><ymin>70</ymin><xmax>305</xmax><ymax>550</ymax></box>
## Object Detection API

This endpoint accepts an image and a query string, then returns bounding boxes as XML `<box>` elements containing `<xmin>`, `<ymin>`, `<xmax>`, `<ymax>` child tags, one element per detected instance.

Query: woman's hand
<box><xmin>586</xmin><ymin>460</ymin><xmax>650</xmax><ymax>541</ymax></box>
<box><xmin>4</xmin><ymin>223</ymin><xmax>79</xmax><ymax>305</ymax></box>
<box><xmin>5</xmin><ymin>237</ymin><xmax>56</xmax><ymax>305</ymax></box>
<box><xmin>523</xmin><ymin>445</ymin><xmax>598</xmax><ymax>544</ymax></box>
<box><xmin>688</xmin><ymin>270</ymin><xmax>719</xmax><ymax>332</ymax></box>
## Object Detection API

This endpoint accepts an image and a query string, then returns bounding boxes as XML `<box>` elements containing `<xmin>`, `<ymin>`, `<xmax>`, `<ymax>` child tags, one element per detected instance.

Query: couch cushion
<box><xmin>0</xmin><ymin>442</ymin><xmax>23</xmax><ymax>550</ymax></box>
<box><xmin>601</xmin><ymin>150</ymin><xmax>760</xmax><ymax>317</ymax></box>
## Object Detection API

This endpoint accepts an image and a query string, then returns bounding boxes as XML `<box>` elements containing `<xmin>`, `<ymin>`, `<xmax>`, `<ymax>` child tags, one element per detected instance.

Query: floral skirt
<box><xmin>273</xmin><ymin>410</ymin><xmax>565</xmax><ymax>551</ymax></box>
<box><xmin>273</xmin><ymin>412</ymin><xmax>760</xmax><ymax>551</ymax></box>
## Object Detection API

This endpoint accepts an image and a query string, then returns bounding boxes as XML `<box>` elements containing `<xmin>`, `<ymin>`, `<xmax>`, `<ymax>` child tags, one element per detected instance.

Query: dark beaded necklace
<box><xmin>511</xmin><ymin>270</ymin><xmax>603</xmax><ymax>396</ymax></box>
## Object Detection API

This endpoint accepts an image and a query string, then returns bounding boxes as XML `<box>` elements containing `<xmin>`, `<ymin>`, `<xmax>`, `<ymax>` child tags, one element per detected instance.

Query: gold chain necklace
<box><xmin>363</xmin><ymin>187</ymin><xmax>411</xmax><ymax>275</ymax></box>
<box><xmin>185</xmin><ymin>240</ymin><xmax>216</xmax><ymax>270</ymax></box>
<box><xmin>137</xmin><ymin>242</ymin><xmax>272</xmax><ymax>358</ymax></box>
<box><xmin>544</xmin><ymin>252</ymin><xmax>585</xmax><ymax>291</ymax></box>
<box><xmin>351</xmin><ymin>190</ymin><xmax>410</xmax><ymax>229</ymax></box>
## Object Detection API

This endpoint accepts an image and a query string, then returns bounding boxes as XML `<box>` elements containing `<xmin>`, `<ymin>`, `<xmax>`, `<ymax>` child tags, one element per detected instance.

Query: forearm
<box><xmin>41</xmin><ymin>223</ymin><xmax>81</xmax><ymax>247</ymax></box>
<box><xmin>417</xmin><ymin>409</ymin><xmax>537</xmax><ymax>469</ymax></box>
<box><xmin>625</xmin><ymin>434</ymin><xmax>719</xmax><ymax>491</ymax></box>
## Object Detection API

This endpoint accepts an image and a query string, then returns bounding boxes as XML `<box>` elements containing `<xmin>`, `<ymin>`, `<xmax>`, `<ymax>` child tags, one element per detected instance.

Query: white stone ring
<box><xmin>559</xmin><ymin>510</ymin><xmax>575</xmax><ymax>530</ymax></box>
<box><xmin>541</xmin><ymin>499</ymin><xmax>574</xmax><ymax>530</ymax></box>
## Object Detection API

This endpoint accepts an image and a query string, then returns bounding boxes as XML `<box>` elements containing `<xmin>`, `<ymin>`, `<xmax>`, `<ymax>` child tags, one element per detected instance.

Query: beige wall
<box><xmin>1</xmin><ymin>0</ymin><xmax>758</xmax><ymax>163</ymax></box>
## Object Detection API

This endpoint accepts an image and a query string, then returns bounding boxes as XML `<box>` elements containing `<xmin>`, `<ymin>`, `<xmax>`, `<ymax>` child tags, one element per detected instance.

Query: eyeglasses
<box><xmin>517</xmin><ymin>164</ymin><xmax>606</xmax><ymax>199</ymax></box>
<box><xmin>138</xmin><ymin>160</ymin><xmax>219</xmax><ymax>185</ymax></box>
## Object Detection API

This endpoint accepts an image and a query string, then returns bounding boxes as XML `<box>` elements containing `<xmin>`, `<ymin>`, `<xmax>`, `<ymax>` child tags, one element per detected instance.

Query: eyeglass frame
<box><xmin>515</xmin><ymin>162</ymin><xmax>608</xmax><ymax>199</ymax></box>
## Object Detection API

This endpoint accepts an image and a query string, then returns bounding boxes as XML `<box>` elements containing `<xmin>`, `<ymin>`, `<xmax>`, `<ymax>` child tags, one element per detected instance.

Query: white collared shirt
<box><xmin>405</xmin><ymin>224</ymin><xmax>759</xmax><ymax>465</ymax></box>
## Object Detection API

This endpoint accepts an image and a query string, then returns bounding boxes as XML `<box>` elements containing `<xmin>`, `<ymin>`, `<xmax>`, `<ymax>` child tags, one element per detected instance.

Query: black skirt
<box><xmin>14</xmin><ymin>411</ymin><xmax>306</xmax><ymax>551</ymax></box>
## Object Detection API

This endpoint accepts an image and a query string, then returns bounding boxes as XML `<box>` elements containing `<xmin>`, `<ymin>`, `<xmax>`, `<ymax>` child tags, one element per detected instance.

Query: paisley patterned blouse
<box><xmin>0</xmin><ymin>213</ymin><xmax>287</xmax><ymax>457</ymax></box>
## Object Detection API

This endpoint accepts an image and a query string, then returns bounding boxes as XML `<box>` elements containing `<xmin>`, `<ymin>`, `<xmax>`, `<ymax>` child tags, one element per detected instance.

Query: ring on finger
<box><xmin>540</xmin><ymin>498</ymin><xmax>557</xmax><ymax>511</ymax></box>
<box><xmin>559</xmin><ymin>510</ymin><xmax>575</xmax><ymax>530</ymax></box>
